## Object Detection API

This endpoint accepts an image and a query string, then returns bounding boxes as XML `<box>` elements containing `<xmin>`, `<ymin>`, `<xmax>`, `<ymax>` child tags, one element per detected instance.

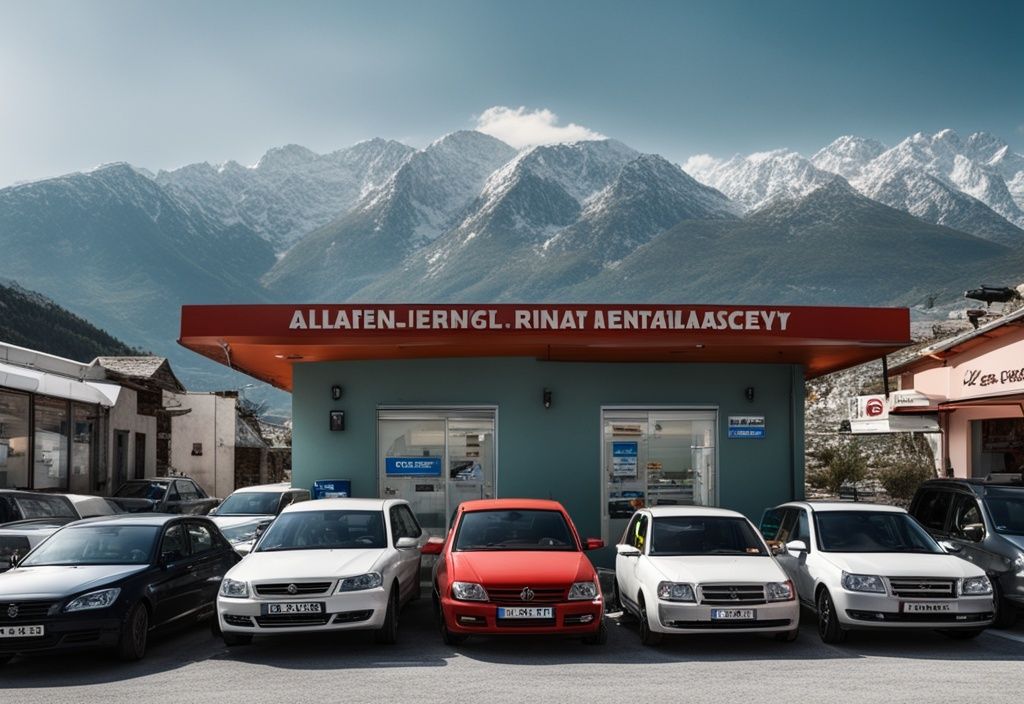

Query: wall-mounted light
<box><xmin>542</xmin><ymin>388</ymin><xmax>552</xmax><ymax>409</ymax></box>
<box><xmin>745</xmin><ymin>386</ymin><xmax>755</xmax><ymax>402</ymax></box>
<box><xmin>331</xmin><ymin>384</ymin><xmax>343</xmax><ymax>401</ymax></box>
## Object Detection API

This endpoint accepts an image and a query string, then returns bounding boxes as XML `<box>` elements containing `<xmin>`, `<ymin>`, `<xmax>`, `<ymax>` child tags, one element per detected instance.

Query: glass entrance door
<box><xmin>602</xmin><ymin>409</ymin><xmax>717</xmax><ymax>543</ymax></box>
<box><xmin>378</xmin><ymin>409</ymin><xmax>497</xmax><ymax>539</ymax></box>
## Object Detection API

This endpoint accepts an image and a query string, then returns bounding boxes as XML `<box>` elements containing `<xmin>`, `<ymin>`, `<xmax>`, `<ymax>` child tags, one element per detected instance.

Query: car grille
<box><xmin>487</xmin><ymin>587</ymin><xmax>565</xmax><ymax>604</ymax></box>
<box><xmin>255</xmin><ymin>613</ymin><xmax>332</xmax><ymax>628</ymax></box>
<box><xmin>888</xmin><ymin>578</ymin><xmax>956</xmax><ymax>599</ymax></box>
<box><xmin>664</xmin><ymin>619</ymin><xmax>792</xmax><ymax>629</ymax></box>
<box><xmin>699</xmin><ymin>584</ymin><xmax>767</xmax><ymax>605</ymax></box>
<box><xmin>254</xmin><ymin>582</ymin><xmax>333</xmax><ymax>597</ymax></box>
<box><xmin>0</xmin><ymin>601</ymin><xmax>57</xmax><ymax>623</ymax></box>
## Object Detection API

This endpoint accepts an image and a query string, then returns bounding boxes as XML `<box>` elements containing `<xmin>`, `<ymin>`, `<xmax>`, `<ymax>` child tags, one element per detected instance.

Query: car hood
<box><xmin>648</xmin><ymin>555</ymin><xmax>788</xmax><ymax>584</ymax></box>
<box><xmin>0</xmin><ymin>564</ymin><xmax>148</xmax><ymax>600</ymax></box>
<box><xmin>822</xmin><ymin>552</ymin><xmax>986</xmax><ymax>578</ymax></box>
<box><xmin>228</xmin><ymin>549</ymin><xmax>385</xmax><ymax>581</ymax></box>
<box><xmin>450</xmin><ymin>551</ymin><xmax>595</xmax><ymax>587</ymax></box>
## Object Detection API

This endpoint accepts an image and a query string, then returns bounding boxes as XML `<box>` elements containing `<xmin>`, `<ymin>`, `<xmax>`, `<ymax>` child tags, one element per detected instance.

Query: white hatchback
<box><xmin>762</xmin><ymin>502</ymin><xmax>995</xmax><ymax>643</ymax></box>
<box><xmin>614</xmin><ymin>507</ymin><xmax>800</xmax><ymax>644</ymax></box>
<box><xmin>216</xmin><ymin>498</ymin><xmax>434</xmax><ymax>645</ymax></box>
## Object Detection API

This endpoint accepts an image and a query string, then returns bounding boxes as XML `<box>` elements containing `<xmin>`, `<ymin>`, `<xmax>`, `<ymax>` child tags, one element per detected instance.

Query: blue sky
<box><xmin>0</xmin><ymin>0</ymin><xmax>1021</xmax><ymax>186</ymax></box>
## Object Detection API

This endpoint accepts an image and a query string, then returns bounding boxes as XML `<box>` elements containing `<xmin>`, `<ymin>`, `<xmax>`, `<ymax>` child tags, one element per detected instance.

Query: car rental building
<box><xmin>178</xmin><ymin>303</ymin><xmax>909</xmax><ymax>549</ymax></box>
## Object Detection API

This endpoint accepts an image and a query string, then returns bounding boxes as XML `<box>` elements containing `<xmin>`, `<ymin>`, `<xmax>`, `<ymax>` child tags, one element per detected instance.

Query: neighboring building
<box><xmin>178</xmin><ymin>303</ymin><xmax>910</xmax><ymax>549</ymax></box>
<box><xmin>891</xmin><ymin>306</ymin><xmax>1024</xmax><ymax>478</ymax></box>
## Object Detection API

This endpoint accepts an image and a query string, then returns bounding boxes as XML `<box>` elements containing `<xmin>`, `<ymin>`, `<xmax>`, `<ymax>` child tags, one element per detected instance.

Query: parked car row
<box><xmin>0</xmin><ymin>478</ymin><xmax>1019</xmax><ymax>666</ymax></box>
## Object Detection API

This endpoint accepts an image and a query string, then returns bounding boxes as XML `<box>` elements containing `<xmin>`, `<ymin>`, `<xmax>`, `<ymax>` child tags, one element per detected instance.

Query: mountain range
<box><xmin>2</xmin><ymin>127</ymin><xmax>1023</xmax><ymax>404</ymax></box>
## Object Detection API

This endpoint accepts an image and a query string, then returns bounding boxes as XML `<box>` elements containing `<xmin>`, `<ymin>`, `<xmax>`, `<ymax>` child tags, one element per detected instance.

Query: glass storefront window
<box><xmin>34</xmin><ymin>396</ymin><xmax>69</xmax><ymax>490</ymax></box>
<box><xmin>971</xmin><ymin>418</ymin><xmax>1024</xmax><ymax>478</ymax></box>
<box><xmin>70</xmin><ymin>404</ymin><xmax>98</xmax><ymax>494</ymax></box>
<box><xmin>0</xmin><ymin>391</ymin><xmax>30</xmax><ymax>489</ymax></box>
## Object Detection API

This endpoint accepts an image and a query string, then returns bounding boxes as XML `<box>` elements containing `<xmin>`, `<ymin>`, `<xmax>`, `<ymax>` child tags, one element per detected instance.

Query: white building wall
<box><xmin>165</xmin><ymin>392</ymin><xmax>237</xmax><ymax>498</ymax></box>
<box><xmin>104</xmin><ymin>387</ymin><xmax>157</xmax><ymax>491</ymax></box>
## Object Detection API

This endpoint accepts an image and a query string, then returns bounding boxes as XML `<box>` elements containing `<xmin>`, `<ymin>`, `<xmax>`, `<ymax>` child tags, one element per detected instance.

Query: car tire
<box><xmin>374</xmin><ymin>586</ymin><xmax>399</xmax><ymax>645</ymax></box>
<box><xmin>774</xmin><ymin>628</ymin><xmax>799</xmax><ymax>642</ymax></box>
<box><xmin>117</xmin><ymin>602</ymin><xmax>149</xmax><ymax>661</ymax></box>
<box><xmin>222</xmin><ymin>631</ymin><xmax>253</xmax><ymax>647</ymax></box>
<box><xmin>993</xmin><ymin>584</ymin><xmax>1019</xmax><ymax>629</ymax></box>
<box><xmin>939</xmin><ymin>628</ymin><xmax>984</xmax><ymax>640</ymax></box>
<box><xmin>638</xmin><ymin>598</ymin><xmax>662</xmax><ymax>646</ymax></box>
<box><xmin>816</xmin><ymin>589</ymin><xmax>847</xmax><ymax>644</ymax></box>
<box><xmin>582</xmin><ymin>620</ymin><xmax>608</xmax><ymax>645</ymax></box>
<box><xmin>436</xmin><ymin>593</ymin><xmax>467</xmax><ymax>646</ymax></box>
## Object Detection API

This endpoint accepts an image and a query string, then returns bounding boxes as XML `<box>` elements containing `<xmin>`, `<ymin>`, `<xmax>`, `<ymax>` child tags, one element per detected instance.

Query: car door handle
<box><xmin>186</xmin><ymin>564</ymin><xmax>196</xmax><ymax>571</ymax></box>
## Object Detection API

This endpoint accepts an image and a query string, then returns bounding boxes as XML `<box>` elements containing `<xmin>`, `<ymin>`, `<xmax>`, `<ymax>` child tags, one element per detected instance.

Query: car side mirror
<box><xmin>785</xmin><ymin>540</ymin><xmax>807</xmax><ymax>554</ymax></box>
<box><xmin>963</xmin><ymin>524</ymin><xmax>985</xmax><ymax>542</ymax></box>
<box><xmin>395</xmin><ymin>536</ymin><xmax>418</xmax><ymax>549</ymax></box>
<box><xmin>938</xmin><ymin>540</ymin><xmax>962</xmax><ymax>553</ymax></box>
<box><xmin>208</xmin><ymin>507</ymin><xmax>218</xmax><ymax>516</ymax></box>
<box><xmin>615</xmin><ymin>543</ymin><xmax>641</xmax><ymax>558</ymax></box>
<box><xmin>421</xmin><ymin>537</ymin><xmax>444</xmax><ymax>555</ymax></box>
<box><xmin>584</xmin><ymin>538</ymin><xmax>604</xmax><ymax>551</ymax></box>
<box><xmin>767</xmin><ymin>540</ymin><xmax>784</xmax><ymax>556</ymax></box>
<box><xmin>255</xmin><ymin>521</ymin><xmax>271</xmax><ymax>538</ymax></box>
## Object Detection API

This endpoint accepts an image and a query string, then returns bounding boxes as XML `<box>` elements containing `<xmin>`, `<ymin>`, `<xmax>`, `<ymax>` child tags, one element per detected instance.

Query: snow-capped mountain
<box><xmin>156</xmin><ymin>138</ymin><xmax>414</xmax><ymax>251</ymax></box>
<box><xmin>683</xmin><ymin>150</ymin><xmax>837</xmax><ymax>212</ymax></box>
<box><xmin>810</xmin><ymin>136</ymin><xmax>887</xmax><ymax>180</ymax></box>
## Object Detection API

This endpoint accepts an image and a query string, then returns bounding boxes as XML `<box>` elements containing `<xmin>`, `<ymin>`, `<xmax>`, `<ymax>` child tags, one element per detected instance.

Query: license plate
<box><xmin>264</xmin><ymin>602</ymin><xmax>324</xmax><ymax>615</ymax></box>
<box><xmin>497</xmin><ymin>607</ymin><xmax>554</xmax><ymax>619</ymax></box>
<box><xmin>902</xmin><ymin>601</ymin><xmax>953</xmax><ymax>613</ymax></box>
<box><xmin>711</xmin><ymin>609</ymin><xmax>756</xmax><ymax>620</ymax></box>
<box><xmin>0</xmin><ymin>625</ymin><xmax>45</xmax><ymax>638</ymax></box>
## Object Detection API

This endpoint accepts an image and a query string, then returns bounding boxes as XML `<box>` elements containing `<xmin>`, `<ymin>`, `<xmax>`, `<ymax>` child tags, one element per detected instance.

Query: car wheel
<box><xmin>774</xmin><ymin>628</ymin><xmax>799</xmax><ymax>642</ymax></box>
<box><xmin>638</xmin><ymin>598</ymin><xmax>662</xmax><ymax>646</ymax></box>
<box><xmin>375</xmin><ymin>586</ymin><xmax>399</xmax><ymax>644</ymax></box>
<box><xmin>222</xmin><ymin>630</ymin><xmax>253</xmax><ymax>646</ymax></box>
<box><xmin>993</xmin><ymin>584</ymin><xmax>1019</xmax><ymax>628</ymax></box>
<box><xmin>939</xmin><ymin>628</ymin><xmax>984</xmax><ymax>640</ymax></box>
<box><xmin>816</xmin><ymin>589</ymin><xmax>847</xmax><ymax>644</ymax></box>
<box><xmin>436</xmin><ymin>593</ymin><xmax>467</xmax><ymax>645</ymax></box>
<box><xmin>117</xmin><ymin>602</ymin><xmax>149</xmax><ymax>661</ymax></box>
<box><xmin>582</xmin><ymin>620</ymin><xmax>608</xmax><ymax>645</ymax></box>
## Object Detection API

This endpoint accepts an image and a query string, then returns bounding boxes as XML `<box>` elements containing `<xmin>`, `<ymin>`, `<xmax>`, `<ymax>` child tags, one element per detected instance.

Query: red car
<box><xmin>424</xmin><ymin>498</ymin><xmax>606</xmax><ymax>644</ymax></box>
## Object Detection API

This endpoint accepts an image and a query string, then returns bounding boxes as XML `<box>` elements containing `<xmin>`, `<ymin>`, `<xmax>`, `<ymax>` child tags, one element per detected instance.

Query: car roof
<box><xmin>459</xmin><ymin>498</ymin><xmax>566</xmax><ymax>513</ymax></box>
<box><xmin>282</xmin><ymin>497</ymin><xmax>399</xmax><ymax>513</ymax></box>
<box><xmin>777</xmin><ymin>501</ymin><xmax>906</xmax><ymax>514</ymax></box>
<box><xmin>0</xmin><ymin>489</ymin><xmax>71</xmax><ymax>498</ymax></box>
<box><xmin>228</xmin><ymin>482</ymin><xmax>295</xmax><ymax>494</ymax></box>
<box><xmin>921</xmin><ymin>478</ymin><xmax>1024</xmax><ymax>495</ymax></box>
<box><xmin>65</xmin><ymin>514</ymin><xmax>200</xmax><ymax>528</ymax></box>
<box><xmin>644</xmin><ymin>506</ymin><xmax>747</xmax><ymax>519</ymax></box>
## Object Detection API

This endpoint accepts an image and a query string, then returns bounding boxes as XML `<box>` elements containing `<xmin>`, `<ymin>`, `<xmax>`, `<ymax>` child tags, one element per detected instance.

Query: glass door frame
<box><xmin>599</xmin><ymin>405</ymin><xmax>719</xmax><ymax>544</ymax></box>
<box><xmin>376</xmin><ymin>405</ymin><xmax>499</xmax><ymax>533</ymax></box>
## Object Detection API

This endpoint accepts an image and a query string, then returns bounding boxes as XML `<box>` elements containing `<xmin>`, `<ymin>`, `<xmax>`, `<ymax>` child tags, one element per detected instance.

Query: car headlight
<box><xmin>568</xmin><ymin>581</ymin><xmax>599</xmax><ymax>601</ymax></box>
<box><xmin>841</xmin><ymin>572</ymin><xmax>886</xmax><ymax>593</ymax></box>
<box><xmin>451</xmin><ymin>581</ymin><xmax>489</xmax><ymax>601</ymax></box>
<box><xmin>962</xmin><ymin>576</ymin><xmax>993</xmax><ymax>596</ymax></box>
<box><xmin>1014</xmin><ymin>555</ymin><xmax>1024</xmax><ymax>578</ymax></box>
<box><xmin>766</xmin><ymin>581</ymin><xmax>795</xmax><ymax>602</ymax></box>
<box><xmin>338</xmin><ymin>572</ymin><xmax>383</xmax><ymax>592</ymax></box>
<box><xmin>220</xmin><ymin>578</ymin><xmax>249</xmax><ymax>598</ymax></box>
<box><xmin>657</xmin><ymin>581</ymin><xmax>695</xmax><ymax>602</ymax></box>
<box><xmin>64</xmin><ymin>588</ymin><xmax>121</xmax><ymax>613</ymax></box>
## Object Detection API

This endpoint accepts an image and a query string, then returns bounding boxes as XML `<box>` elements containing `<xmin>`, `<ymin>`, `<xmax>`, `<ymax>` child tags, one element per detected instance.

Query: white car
<box><xmin>0</xmin><ymin>493</ymin><xmax>123</xmax><ymax>571</ymax></box>
<box><xmin>762</xmin><ymin>502</ymin><xmax>995</xmax><ymax>643</ymax></box>
<box><xmin>614</xmin><ymin>507</ymin><xmax>800</xmax><ymax>644</ymax></box>
<box><xmin>216</xmin><ymin>498</ymin><xmax>433</xmax><ymax>645</ymax></box>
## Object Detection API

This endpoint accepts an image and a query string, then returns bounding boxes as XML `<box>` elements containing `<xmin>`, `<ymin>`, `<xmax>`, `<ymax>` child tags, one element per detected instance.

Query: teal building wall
<box><xmin>292</xmin><ymin>357</ymin><xmax>806</xmax><ymax>544</ymax></box>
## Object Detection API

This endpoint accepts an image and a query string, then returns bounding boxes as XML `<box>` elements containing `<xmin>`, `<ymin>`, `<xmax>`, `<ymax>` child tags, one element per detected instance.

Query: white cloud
<box><xmin>474</xmin><ymin>106</ymin><xmax>605</xmax><ymax>149</ymax></box>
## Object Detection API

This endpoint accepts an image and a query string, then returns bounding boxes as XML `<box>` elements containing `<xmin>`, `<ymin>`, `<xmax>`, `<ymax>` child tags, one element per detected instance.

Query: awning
<box><xmin>0</xmin><ymin>361</ymin><xmax>121</xmax><ymax>407</ymax></box>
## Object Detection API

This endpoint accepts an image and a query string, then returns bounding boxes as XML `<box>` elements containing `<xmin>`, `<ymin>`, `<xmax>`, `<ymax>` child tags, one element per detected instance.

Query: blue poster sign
<box><xmin>728</xmin><ymin>416</ymin><xmax>765</xmax><ymax>439</ymax></box>
<box><xmin>386</xmin><ymin>457</ymin><xmax>443</xmax><ymax>476</ymax></box>
<box><xmin>312</xmin><ymin>479</ymin><xmax>351</xmax><ymax>499</ymax></box>
<box><xmin>611</xmin><ymin>441</ymin><xmax>639</xmax><ymax>477</ymax></box>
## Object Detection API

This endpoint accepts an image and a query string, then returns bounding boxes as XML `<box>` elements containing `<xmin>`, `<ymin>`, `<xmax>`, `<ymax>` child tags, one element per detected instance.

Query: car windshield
<box><xmin>217</xmin><ymin>492</ymin><xmax>282</xmax><ymax>516</ymax></box>
<box><xmin>114</xmin><ymin>483</ymin><xmax>166</xmax><ymax>500</ymax></box>
<box><xmin>815</xmin><ymin>511</ymin><xmax>943</xmax><ymax>553</ymax></box>
<box><xmin>256</xmin><ymin>510</ymin><xmax>385</xmax><ymax>551</ymax></box>
<box><xmin>454</xmin><ymin>509</ymin><xmax>577</xmax><ymax>551</ymax></box>
<box><xmin>650</xmin><ymin>516</ymin><xmax>767</xmax><ymax>556</ymax></box>
<box><xmin>20</xmin><ymin>525</ymin><xmax>159</xmax><ymax>566</ymax></box>
<box><xmin>13</xmin><ymin>495</ymin><xmax>77</xmax><ymax>520</ymax></box>
<box><xmin>986</xmin><ymin>495</ymin><xmax>1024</xmax><ymax>535</ymax></box>
<box><xmin>220</xmin><ymin>522</ymin><xmax>263</xmax><ymax>543</ymax></box>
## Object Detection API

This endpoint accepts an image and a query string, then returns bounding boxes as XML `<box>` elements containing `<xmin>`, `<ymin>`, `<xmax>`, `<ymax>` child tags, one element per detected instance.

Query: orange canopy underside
<box><xmin>178</xmin><ymin>304</ymin><xmax>911</xmax><ymax>391</ymax></box>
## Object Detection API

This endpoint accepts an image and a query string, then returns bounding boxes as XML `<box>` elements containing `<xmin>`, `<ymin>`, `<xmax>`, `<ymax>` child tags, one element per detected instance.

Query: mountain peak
<box><xmin>810</xmin><ymin>136</ymin><xmax>886</xmax><ymax>180</ymax></box>
<box><xmin>255</xmin><ymin>144</ymin><xmax>318</xmax><ymax>170</ymax></box>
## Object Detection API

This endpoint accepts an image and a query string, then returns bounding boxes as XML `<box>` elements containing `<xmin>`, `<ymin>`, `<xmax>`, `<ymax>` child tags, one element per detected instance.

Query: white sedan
<box><xmin>763</xmin><ymin>501</ymin><xmax>995</xmax><ymax>643</ymax></box>
<box><xmin>614</xmin><ymin>507</ymin><xmax>800</xmax><ymax>645</ymax></box>
<box><xmin>216</xmin><ymin>498</ymin><xmax>435</xmax><ymax>645</ymax></box>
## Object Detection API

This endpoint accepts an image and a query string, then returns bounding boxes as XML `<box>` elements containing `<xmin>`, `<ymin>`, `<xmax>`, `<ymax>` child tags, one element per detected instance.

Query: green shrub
<box><xmin>879</xmin><ymin>462</ymin><xmax>935</xmax><ymax>502</ymax></box>
<box><xmin>812</xmin><ymin>439</ymin><xmax>869</xmax><ymax>495</ymax></box>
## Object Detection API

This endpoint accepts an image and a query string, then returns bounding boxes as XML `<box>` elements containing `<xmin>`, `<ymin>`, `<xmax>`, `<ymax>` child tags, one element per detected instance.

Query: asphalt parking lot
<box><xmin>1</xmin><ymin>600</ymin><xmax>1022</xmax><ymax>704</ymax></box>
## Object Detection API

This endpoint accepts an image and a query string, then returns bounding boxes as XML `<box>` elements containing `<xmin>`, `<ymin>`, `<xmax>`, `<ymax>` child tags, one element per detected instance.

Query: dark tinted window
<box><xmin>454</xmin><ymin>510</ymin><xmax>577</xmax><ymax>551</ymax></box>
<box><xmin>12</xmin><ymin>495</ymin><xmax>76</xmax><ymax>520</ymax></box>
<box><xmin>650</xmin><ymin>516</ymin><xmax>766</xmax><ymax>556</ymax></box>
<box><xmin>398</xmin><ymin>505</ymin><xmax>422</xmax><ymax>538</ymax></box>
<box><xmin>22</xmin><ymin>525</ymin><xmax>158</xmax><ymax>566</ymax></box>
<box><xmin>776</xmin><ymin>508</ymin><xmax>798</xmax><ymax>543</ymax></box>
<box><xmin>986</xmin><ymin>494</ymin><xmax>1024</xmax><ymax>535</ymax></box>
<box><xmin>815</xmin><ymin>511</ymin><xmax>942</xmax><ymax>553</ymax></box>
<box><xmin>176</xmin><ymin>481</ymin><xmax>200</xmax><ymax>501</ymax></box>
<box><xmin>914</xmin><ymin>490</ymin><xmax>954</xmax><ymax>531</ymax></box>
<box><xmin>161</xmin><ymin>524</ymin><xmax>189</xmax><ymax>561</ymax></box>
<box><xmin>794</xmin><ymin>510</ymin><xmax>811</xmax><ymax>547</ymax></box>
<box><xmin>188</xmin><ymin>523</ymin><xmax>215</xmax><ymax>554</ymax></box>
<box><xmin>217</xmin><ymin>491</ymin><xmax>283</xmax><ymax>516</ymax></box>
<box><xmin>950</xmin><ymin>496</ymin><xmax>984</xmax><ymax>540</ymax></box>
<box><xmin>257</xmin><ymin>510</ymin><xmax>386</xmax><ymax>551</ymax></box>
<box><xmin>759</xmin><ymin>508</ymin><xmax>782</xmax><ymax>540</ymax></box>
<box><xmin>115</xmin><ymin>482</ymin><xmax>167</xmax><ymax>500</ymax></box>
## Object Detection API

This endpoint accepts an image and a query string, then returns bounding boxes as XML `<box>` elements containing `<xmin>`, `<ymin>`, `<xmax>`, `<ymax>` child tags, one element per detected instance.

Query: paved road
<box><xmin>2</xmin><ymin>601</ymin><xmax>1022</xmax><ymax>704</ymax></box>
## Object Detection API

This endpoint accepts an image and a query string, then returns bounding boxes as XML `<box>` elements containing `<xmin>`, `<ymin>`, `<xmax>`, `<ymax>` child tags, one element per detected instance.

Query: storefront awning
<box><xmin>0</xmin><ymin>361</ymin><xmax>121</xmax><ymax>407</ymax></box>
<box><xmin>179</xmin><ymin>304</ymin><xmax>911</xmax><ymax>391</ymax></box>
